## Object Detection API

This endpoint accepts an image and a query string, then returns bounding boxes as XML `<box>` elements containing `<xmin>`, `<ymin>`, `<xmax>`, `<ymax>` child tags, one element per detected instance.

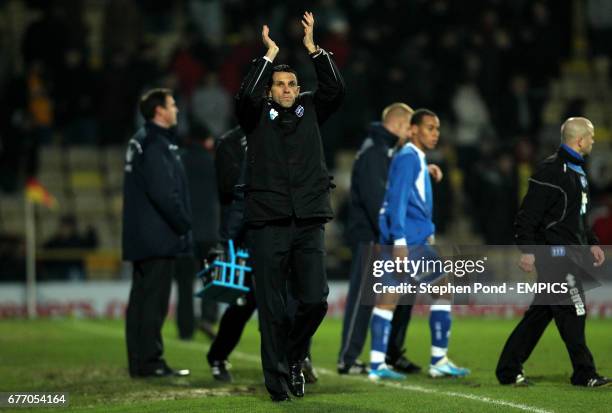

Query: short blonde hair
<box><xmin>381</xmin><ymin>102</ymin><xmax>414</xmax><ymax>123</ymax></box>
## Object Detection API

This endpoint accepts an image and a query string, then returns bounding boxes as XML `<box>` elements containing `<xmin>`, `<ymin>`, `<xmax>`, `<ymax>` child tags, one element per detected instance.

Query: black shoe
<box><xmin>387</xmin><ymin>354</ymin><xmax>421</xmax><ymax>374</ymax></box>
<box><xmin>289</xmin><ymin>362</ymin><xmax>305</xmax><ymax>397</ymax></box>
<box><xmin>270</xmin><ymin>392</ymin><xmax>291</xmax><ymax>402</ymax></box>
<box><xmin>210</xmin><ymin>360</ymin><xmax>232</xmax><ymax>382</ymax></box>
<box><xmin>337</xmin><ymin>360</ymin><xmax>369</xmax><ymax>375</ymax></box>
<box><xmin>302</xmin><ymin>357</ymin><xmax>318</xmax><ymax>384</ymax></box>
<box><xmin>513</xmin><ymin>374</ymin><xmax>534</xmax><ymax>387</ymax></box>
<box><xmin>586</xmin><ymin>376</ymin><xmax>612</xmax><ymax>388</ymax></box>
<box><xmin>137</xmin><ymin>365</ymin><xmax>190</xmax><ymax>378</ymax></box>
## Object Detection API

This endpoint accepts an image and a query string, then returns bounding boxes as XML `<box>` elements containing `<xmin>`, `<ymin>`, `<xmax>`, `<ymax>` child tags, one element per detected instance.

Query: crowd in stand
<box><xmin>1</xmin><ymin>0</ymin><xmax>611</xmax><ymax>265</ymax></box>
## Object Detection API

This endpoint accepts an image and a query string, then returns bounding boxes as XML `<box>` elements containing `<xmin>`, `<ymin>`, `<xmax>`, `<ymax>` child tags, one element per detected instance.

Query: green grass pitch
<box><xmin>0</xmin><ymin>316</ymin><xmax>610</xmax><ymax>412</ymax></box>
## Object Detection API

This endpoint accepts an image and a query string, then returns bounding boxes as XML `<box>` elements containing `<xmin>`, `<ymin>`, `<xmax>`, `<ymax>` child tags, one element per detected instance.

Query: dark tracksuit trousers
<box><xmin>496</xmin><ymin>252</ymin><xmax>597</xmax><ymax>385</ymax></box>
<box><xmin>249</xmin><ymin>218</ymin><xmax>329</xmax><ymax>396</ymax></box>
<box><xmin>207</xmin><ymin>276</ymin><xmax>257</xmax><ymax>362</ymax></box>
<box><xmin>338</xmin><ymin>242</ymin><xmax>413</xmax><ymax>367</ymax></box>
<box><xmin>126</xmin><ymin>258</ymin><xmax>174</xmax><ymax>376</ymax></box>
<box><xmin>174</xmin><ymin>241</ymin><xmax>219</xmax><ymax>340</ymax></box>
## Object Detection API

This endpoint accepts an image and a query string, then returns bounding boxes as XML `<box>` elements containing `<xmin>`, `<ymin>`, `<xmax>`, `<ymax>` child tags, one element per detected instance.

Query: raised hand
<box><xmin>301</xmin><ymin>11</ymin><xmax>317</xmax><ymax>54</ymax></box>
<box><xmin>262</xmin><ymin>25</ymin><xmax>279</xmax><ymax>60</ymax></box>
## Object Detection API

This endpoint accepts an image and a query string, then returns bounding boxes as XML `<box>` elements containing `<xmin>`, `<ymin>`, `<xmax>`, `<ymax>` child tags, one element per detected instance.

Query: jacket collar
<box><xmin>145</xmin><ymin>121</ymin><xmax>178</xmax><ymax>143</ymax></box>
<box><xmin>267</xmin><ymin>96</ymin><xmax>300</xmax><ymax>112</ymax></box>
<box><xmin>558</xmin><ymin>144</ymin><xmax>584</xmax><ymax>166</ymax></box>
<box><xmin>368</xmin><ymin>122</ymin><xmax>399</xmax><ymax>148</ymax></box>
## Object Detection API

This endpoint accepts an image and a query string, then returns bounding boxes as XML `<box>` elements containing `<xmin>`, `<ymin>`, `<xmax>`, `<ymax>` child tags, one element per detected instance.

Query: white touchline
<box><xmin>72</xmin><ymin>322</ymin><xmax>554</xmax><ymax>413</ymax></box>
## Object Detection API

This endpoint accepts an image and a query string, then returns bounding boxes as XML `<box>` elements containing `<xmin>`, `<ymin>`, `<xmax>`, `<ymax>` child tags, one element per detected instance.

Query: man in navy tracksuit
<box><xmin>338</xmin><ymin>103</ymin><xmax>422</xmax><ymax>375</ymax></box>
<box><xmin>123</xmin><ymin>88</ymin><xmax>192</xmax><ymax>378</ymax></box>
<box><xmin>496</xmin><ymin>117</ymin><xmax>610</xmax><ymax>387</ymax></box>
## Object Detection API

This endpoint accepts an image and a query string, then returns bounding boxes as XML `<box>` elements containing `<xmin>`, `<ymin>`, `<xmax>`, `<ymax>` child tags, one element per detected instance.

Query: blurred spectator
<box><xmin>27</xmin><ymin>62</ymin><xmax>54</xmax><ymax>145</ymax></box>
<box><xmin>476</xmin><ymin>151</ymin><xmax>518</xmax><ymax>244</ymax></box>
<box><xmin>451</xmin><ymin>79</ymin><xmax>495</xmax><ymax>172</ymax></box>
<box><xmin>169</xmin><ymin>29</ymin><xmax>208</xmax><ymax>100</ymax></box>
<box><xmin>189</xmin><ymin>0</ymin><xmax>224</xmax><ymax>46</ymax></box>
<box><xmin>191</xmin><ymin>74</ymin><xmax>232</xmax><ymax>138</ymax></box>
<box><xmin>98</xmin><ymin>52</ymin><xmax>143</xmax><ymax>144</ymax></box>
<box><xmin>103</xmin><ymin>0</ymin><xmax>143</xmax><ymax>61</ymax></box>
<box><xmin>519</xmin><ymin>1</ymin><xmax>565</xmax><ymax>88</ymax></box>
<box><xmin>55</xmin><ymin>48</ymin><xmax>97</xmax><ymax>144</ymax></box>
<box><xmin>320</xmin><ymin>17</ymin><xmax>350</xmax><ymax>69</ymax></box>
<box><xmin>42</xmin><ymin>215</ymin><xmax>98</xmax><ymax>280</ymax></box>
<box><xmin>495</xmin><ymin>74</ymin><xmax>542</xmax><ymax>140</ymax></box>
<box><xmin>218</xmin><ymin>25</ymin><xmax>259</xmax><ymax>94</ymax></box>
<box><xmin>22</xmin><ymin>2</ymin><xmax>71</xmax><ymax>80</ymax></box>
<box><xmin>587</xmin><ymin>0</ymin><xmax>612</xmax><ymax>58</ymax></box>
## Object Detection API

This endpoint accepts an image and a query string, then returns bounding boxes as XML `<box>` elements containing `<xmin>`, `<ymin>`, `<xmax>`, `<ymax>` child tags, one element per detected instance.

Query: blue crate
<box><xmin>195</xmin><ymin>240</ymin><xmax>252</xmax><ymax>304</ymax></box>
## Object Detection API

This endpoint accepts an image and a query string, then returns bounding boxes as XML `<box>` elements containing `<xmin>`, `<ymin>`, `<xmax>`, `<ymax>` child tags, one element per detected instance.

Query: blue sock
<box><xmin>430</xmin><ymin>303</ymin><xmax>451</xmax><ymax>365</ymax></box>
<box><xmin>370</xmin><ymin>307</ymin><xmax>393</xmax><ymax>371</ymax></box>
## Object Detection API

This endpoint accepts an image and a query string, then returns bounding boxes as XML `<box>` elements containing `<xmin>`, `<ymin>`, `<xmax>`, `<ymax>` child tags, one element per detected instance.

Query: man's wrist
<box><xmin>305</xmin><ymin>44</ymin><xmax>317</xmax><ymax>54</ymax></box>
<box><xmin>265</xmin><ymin>47</ymin><xmax>279</xmax><ymax>62</ymax></box>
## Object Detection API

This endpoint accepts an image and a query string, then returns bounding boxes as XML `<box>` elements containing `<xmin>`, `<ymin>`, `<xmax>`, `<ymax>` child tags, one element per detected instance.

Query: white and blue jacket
<box><xmin>379</xmin><ymin>143</ymin><xmax>435</xmax><ymax>245</ymax></box>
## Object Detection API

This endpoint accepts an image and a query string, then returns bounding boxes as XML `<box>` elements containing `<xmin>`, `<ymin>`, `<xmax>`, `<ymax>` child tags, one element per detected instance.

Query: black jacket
<box><xmin>235</xmin><ymin>50</ymin><xmax>345</xmax><ymax>223</ymax></box>
<box><xmin>122</xmin><ymin>122</ymin><xmax>192</xmax><ymax>261</ymax></box>
<box><xmin>215</xmin><ymin>126</ymin><xmax>247</xmax><ymax>242</ymax></box>
<box><xmin>348</xmin><ymin>122</ymin><xmax>399</xmax><ymax>243</ymax></box>
<box><xmin>182</xmin><ymin>141</ymin><xmax>219</xmax><ymax>249</ymax></box>
<box><xmin>216</xmin><ymin>126</ymin><xmax>246</xmax><ymax>209</ymax></box>
<box><xmin>515</xmin><ymin>145</ymin><xmax>598</xmax><ymax>249</ymax></box>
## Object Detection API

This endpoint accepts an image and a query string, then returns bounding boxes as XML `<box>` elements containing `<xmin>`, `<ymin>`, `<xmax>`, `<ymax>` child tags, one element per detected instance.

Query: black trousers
<box><xmin>496</xmin><ymin>253</ymin><xmax>597</xmax><ymax>385</ymax></box>
<box><xmin>126</xmin><ymin>258</ymin><xmax>174</xmax><ymax>376</ymax></box>
<box><xmin>174</xmin><ymin>253</ymin><xmax>219</xmax><ymax>340</ymax></box>
<box><xmin>338</xmin><ymin>243</ymin><xmax>413</xmax><ymax>366</ymax></box>
<box><xmin>174</xmin><ymin>256</ymin><xmax>197</xmax><ymax>339</ymax></box>
<box><xmin>388</xmin><ymin>305</ymin><xmax>414</xmax><ymax>362</ymax></box>
<box><xmin>207</xmin><ymin>265</ymin><xmax>311</xmax><ymax>364</ymax></box>
<box><xmin>249</xmin><ymin>218</ymin><xmax>329</xmax><ymax>397</ymax></box>
<box><xmin>207</xmin><ymin>278</ymin><xmax>257</xmax><ymax>362</ymax></box>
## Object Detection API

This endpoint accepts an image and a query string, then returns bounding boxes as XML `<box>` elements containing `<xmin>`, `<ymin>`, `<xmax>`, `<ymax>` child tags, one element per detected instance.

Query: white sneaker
<box><xmin>428</xmin><ymin>357</ymin><xmax>470</xmax><ymax>378</ymax></box>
